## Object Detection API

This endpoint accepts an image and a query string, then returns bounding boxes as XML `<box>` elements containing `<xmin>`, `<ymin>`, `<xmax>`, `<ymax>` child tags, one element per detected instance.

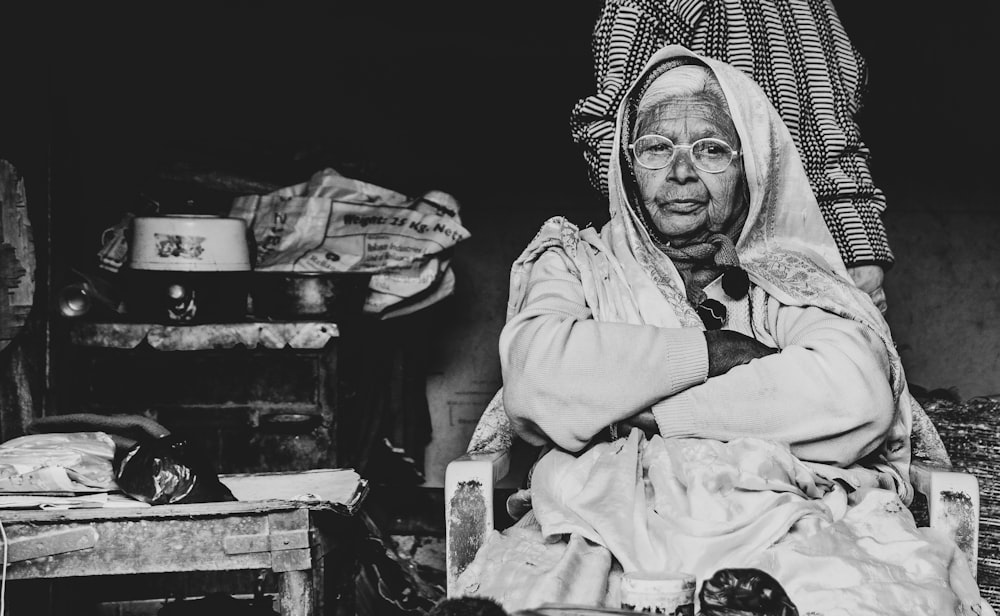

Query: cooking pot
<box><xmin>249</xmin><ymin>272</ymin><xmax>372</xmax><ymax>321</ymax></box>
<box><xmin>124</xmin><ymin>215</ymin><xmax>251</xmax><ymax>323</ymax></box>
<box><xmin>129</xmin><ymin>215</ymin><xmax>251</xmax><ymax>272</ymax></box>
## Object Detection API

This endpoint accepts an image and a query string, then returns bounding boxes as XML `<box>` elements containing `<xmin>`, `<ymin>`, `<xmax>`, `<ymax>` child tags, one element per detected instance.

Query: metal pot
<box><xmin>249</xmin><ymin>272</ymin><xmax>371</xmax><ymax>321</ymax></box>
<box><xmin>129</xmin><ymin>215</ymin><xmax>251</xmax><ymax>272</ymax></box>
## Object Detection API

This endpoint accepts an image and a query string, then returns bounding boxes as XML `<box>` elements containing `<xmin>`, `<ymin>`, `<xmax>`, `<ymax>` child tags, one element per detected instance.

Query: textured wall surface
<box><xmin>885</xmin><ymin>210</ymin><xmax>1000</xmax><ymax>398</ymax></box>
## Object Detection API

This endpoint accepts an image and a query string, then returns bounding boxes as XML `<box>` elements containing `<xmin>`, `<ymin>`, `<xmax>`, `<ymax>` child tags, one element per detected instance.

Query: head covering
<box><xmin>604</xmin><ymin>45</ymin><xmax>924</xmax><ymax>497</ymax></box>
<box><xmin>626</xmin><ymin>62</ymin><xmax>750</xmax><ymax>323</ymax></box>
<box><xmin>606</xmin><ymin>51</ymin><xmax>849</xmax><ymax>320</ymax></box>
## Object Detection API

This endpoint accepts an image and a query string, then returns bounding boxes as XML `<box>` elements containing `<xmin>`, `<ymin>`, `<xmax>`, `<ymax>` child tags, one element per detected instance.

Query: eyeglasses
<box><xmin>629</xmin><ymin>135</ymin><xmax>741</xmax><ymax>173</ymax></box>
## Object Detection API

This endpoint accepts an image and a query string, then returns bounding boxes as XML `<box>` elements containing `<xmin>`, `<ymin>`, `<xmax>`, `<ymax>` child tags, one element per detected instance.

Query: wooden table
<box><xmin>0</xmin><ymin>469</ymin><xmax>368</xmax><ymax>615</ymax></box>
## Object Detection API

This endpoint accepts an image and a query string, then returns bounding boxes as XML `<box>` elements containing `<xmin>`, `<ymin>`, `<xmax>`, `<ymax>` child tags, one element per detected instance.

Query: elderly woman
<box><xmin>454</xmin><ymin>46</ymin><xmax>994</xmax><ymax>615</ymax></box>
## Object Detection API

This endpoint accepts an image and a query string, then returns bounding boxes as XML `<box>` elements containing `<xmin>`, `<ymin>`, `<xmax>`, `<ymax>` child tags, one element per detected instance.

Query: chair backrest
<box><xmin>466</xmin><ymin>389</ymin><xmax>511</xmax><ymax>455</ymax></box>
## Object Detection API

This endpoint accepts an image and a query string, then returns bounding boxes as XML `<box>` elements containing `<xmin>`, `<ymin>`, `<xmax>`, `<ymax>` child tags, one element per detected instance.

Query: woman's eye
<box><xmin>698</xmin><ymin>142</ymin><xmax>728</xmax><ymax>158</ymax></box>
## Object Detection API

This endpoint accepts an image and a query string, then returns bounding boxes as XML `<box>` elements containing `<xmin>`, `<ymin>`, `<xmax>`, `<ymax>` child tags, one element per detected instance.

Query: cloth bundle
<box><xmin>0</xmin><ymin>432</ymin><xmax>118</xmax><ymax>492</ymax></box>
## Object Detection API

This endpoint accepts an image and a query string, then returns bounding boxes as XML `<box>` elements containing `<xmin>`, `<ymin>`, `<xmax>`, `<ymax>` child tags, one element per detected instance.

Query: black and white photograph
<box><xmin>1</xmin><ymin>2</ymin><xmax>998</xmax><ymax>614</ymax></box>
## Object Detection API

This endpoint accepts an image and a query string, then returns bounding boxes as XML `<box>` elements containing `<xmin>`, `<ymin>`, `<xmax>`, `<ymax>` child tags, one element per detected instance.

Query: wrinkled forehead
<box><xmin>632</xmin><ymin>96</ymin><xmax>737</xmax><ymax>142</ymax></box>
<box><xmin>628</xmin><ymin>62</ymin><xmax>735</xmax><ymax>137</ymax></box>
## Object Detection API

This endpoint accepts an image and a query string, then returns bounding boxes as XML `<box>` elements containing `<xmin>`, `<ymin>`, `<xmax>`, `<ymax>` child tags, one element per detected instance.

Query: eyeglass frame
<box><xmin>628</xmin><ymin>134</ymin><xmax>742</xmax><ymax>174</ymax></box>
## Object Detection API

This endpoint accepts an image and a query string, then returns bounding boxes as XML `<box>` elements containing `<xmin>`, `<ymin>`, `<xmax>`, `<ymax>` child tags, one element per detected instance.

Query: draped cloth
<box><xmin>458</xmin><ymin>46</ymin><xmax>990</xmax><ymax>615</ymax></box>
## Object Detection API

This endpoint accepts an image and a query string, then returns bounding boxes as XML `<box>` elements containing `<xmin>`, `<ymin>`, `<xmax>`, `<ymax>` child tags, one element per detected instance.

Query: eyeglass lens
<box><xmin>632</xmin><ymin>135</ymin><xmax>735</xmax><ymax>172</ymax></box>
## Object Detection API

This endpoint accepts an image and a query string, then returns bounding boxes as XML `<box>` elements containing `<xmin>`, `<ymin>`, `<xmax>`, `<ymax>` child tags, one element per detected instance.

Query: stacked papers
<box><xmin>0</xmin><ymin>492</ymin><xmax>149</xmax><ymax>510</ymax></box>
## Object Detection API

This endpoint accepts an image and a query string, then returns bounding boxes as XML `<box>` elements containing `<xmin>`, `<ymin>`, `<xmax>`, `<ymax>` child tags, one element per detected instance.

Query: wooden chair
<box><xmin>444</xmin><ymin>391</ymin><xmax>981</xmax><ymax>598</ymax></box>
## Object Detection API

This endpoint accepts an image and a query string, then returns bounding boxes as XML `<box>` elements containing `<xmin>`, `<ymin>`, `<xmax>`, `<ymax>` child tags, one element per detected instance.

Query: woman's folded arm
<box><xmin>652</xmin><ymin>295</ymin><xmax>894</xmax><ymax>466</ymax></box>
<box><xmin>500</xmin><ymin>249</ymin><xmax>708</xmax><ymax>451</ymax></box>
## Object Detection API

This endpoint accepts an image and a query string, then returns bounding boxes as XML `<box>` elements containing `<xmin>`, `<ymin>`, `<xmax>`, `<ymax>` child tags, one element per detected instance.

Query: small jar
<box><xmin>620</xmin><ymin>571</ymin><xmax>696</xmax><ymax>615</ymax></box>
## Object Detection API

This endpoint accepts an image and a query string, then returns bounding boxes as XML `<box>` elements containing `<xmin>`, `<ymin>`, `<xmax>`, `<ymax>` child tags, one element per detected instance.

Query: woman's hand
<box><xmin>705</xmin><ymin>329</ymin><xmax>778</xmax><ymax>377</ymax></box>
<box><xmin>618</xmin><ymin>410</ymin><xmax>658</xmax><ymax>439</ymax></box>
<box><xmin>847</xmin><ymin>264</ymin><xmax>887</xmax><ymax>314</ymax></box>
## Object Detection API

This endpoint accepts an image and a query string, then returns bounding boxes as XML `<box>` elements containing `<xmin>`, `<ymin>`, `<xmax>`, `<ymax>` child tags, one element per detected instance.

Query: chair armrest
<box><xmin>445</xmin><ymin>449</ymin><xmax>512</xmax><ymax>596</ymax></box>
<box><xmin>911</xmin><ymin>459</ymin><xmax>980</xmax><ymax>579</ymax></box>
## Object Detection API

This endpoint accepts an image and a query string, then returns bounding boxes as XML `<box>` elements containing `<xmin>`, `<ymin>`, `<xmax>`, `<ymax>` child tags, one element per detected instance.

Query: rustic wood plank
<box><xmin>268</xmin><ymin>509</ymin><xmax>312</xmax><ymax>574</ymax></box>
<box><xmin>68</xmin><ymin>322</ymin><xmax>151</xmax><ymax>349</ymax></box>
<box><xmin>4</xmin><ymin>513</ymin><xmax>275</xmax><ymax>579</ymax></box>
<box><xmin>69</xmin><ymin>321</ymin><xmax>339</xmax><ymax>350</ymax></box>
<box><xmin>0</xmin><ymin>499</ymin><xmax>302</xmax><ymax>523</ymax></box>
<box><xmin>0</xmin><ymin>469</ymin><xmax>366</xmax><ymax>523</ymax></box>
<box><xmin>6</xmin><ymin>526</ymin><xmax>99</xmax><ymax>563</ymax></box>
<box><xmin>277</xmin><ymin>568</ymin><xmax>315</xmax><ymax>615</ymax></box>
<box><xmin>0</xmin><ymin>338</ymin><xmax>38</xmax><ymax>441</ymax></box>
<box><xmin>0</xmin><ymin>159</ymin><xmax>36</xmax><ymax>354</ymax></box>
<box><xmin>3</xmin><ymin>499</ymin><xmax>363</xmax><ymax>613</ymax></box>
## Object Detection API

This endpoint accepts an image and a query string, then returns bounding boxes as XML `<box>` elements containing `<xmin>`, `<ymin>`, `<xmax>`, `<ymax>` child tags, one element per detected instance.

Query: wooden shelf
<box><xmin>68</xmin><ymin>321</ymin><xmax>340</xmax><ymax>351</ymax></box>
<box><xmin>55</xmin><ymin>320</ymin><xmax>346</xmax><ymax>474</ymax></box>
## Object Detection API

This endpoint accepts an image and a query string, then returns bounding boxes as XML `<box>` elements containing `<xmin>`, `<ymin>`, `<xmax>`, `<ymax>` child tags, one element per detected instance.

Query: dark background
<box><xmin>3</xmin><ymin>4</ymin><xmax>996</xmax><ymax>236</ymax></box>
<box><xmin>3</xmin><ymin>3</ymin><xmax>1000</xmax><ymax>479</ymax></box>
<box><xmin>4</xmin><ymin>3</ymin><xmax>998</xmax><ymax>268</ymax></box>
<box><xmin>3</xmin><ymin>3</ymin><xmax>603</xmax><ymax>267</ymax></box>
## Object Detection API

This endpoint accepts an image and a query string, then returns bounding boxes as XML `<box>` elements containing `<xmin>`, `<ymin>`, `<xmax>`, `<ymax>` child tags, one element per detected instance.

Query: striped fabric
<box><xmin>570</xmin><ymin>0</ymin><xmax>894</xmax><ymax>268</ymax></box>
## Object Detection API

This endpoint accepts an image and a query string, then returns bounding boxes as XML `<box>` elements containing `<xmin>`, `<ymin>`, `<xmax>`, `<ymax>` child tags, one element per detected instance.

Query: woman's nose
<box><xmin>667</xmin><ymin>148</ymin><xmax>699</xmax><ymax>181</ymax></box>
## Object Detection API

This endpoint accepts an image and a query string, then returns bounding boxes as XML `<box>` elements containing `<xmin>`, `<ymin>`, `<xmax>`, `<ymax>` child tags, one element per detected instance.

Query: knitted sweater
<box><xmin>500</xmin><ymin>248</ymin><xmax>894</xmax><ymax>467</ymax></box>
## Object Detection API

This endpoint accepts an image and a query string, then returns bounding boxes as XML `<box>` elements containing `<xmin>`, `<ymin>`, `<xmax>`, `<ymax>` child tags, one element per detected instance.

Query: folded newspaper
<box><xmin>230</xmin><ymin>168</ymin><xmax>470</xmax><ymax>319</ymax></box>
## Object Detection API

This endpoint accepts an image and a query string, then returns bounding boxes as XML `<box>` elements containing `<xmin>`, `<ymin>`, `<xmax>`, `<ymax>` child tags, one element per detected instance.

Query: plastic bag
<box><xmin>0</xmin><ymin>432</ymin><xmax>118</xmax><ymax>492</ymax></box>
<box><xmin>230</xmin><ymin>168</ymin><xmax>469</xmax><ymax>319</ymax></box>
<box><xmin>116</xmin><ymin>435</ymin><xmax>236</xmax><ymax>505</ymax></box>
<box><xmin>429</xmin><ymin>597</ymin><xmax>508</xmax><ymax>615</ymax></box>
<box><xmin>698</xmin><ymin>568</ymin><xmax>799</xmax><ymax>616</ymax></box>
<box><xmin>354</xmin><ymin>511</ymin><xmax>442</xmax><ymax>616</ymax></box>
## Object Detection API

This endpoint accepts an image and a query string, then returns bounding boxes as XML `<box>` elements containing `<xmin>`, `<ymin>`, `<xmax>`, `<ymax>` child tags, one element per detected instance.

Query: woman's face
<box><xmin>632</xmin><ymin>95</ymin><xmax>746</xmax><ymax>247</ymax></box>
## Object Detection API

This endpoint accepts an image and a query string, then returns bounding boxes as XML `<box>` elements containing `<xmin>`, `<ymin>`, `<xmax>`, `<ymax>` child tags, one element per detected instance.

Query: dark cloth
<box><xmin>699</xmin><ymin>568</ymin><xmax>799</xmax><ymax>616</ymax></box>
<box><xmin>661</xmin><ymin>231</ymin><xmax>741</xmax><ymax>306</ymax></box>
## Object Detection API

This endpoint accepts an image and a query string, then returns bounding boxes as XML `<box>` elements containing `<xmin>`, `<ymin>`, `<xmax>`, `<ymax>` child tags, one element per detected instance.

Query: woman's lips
<box><xmin>662</xmin><ymin>200</ymin><xmax>704</xmax><ymax>213</ymax></box>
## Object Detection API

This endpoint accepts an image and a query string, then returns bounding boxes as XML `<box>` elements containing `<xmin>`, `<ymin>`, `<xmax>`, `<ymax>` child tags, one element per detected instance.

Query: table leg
<box><xmin>318</xmin><ymin>337</ymin><xmax>339</xmax><ymax>468</ymax></box>
<box><xmin>277</xmin><ymin>569</ymin><xmax>314</xmax><ymax>615</ymax></box>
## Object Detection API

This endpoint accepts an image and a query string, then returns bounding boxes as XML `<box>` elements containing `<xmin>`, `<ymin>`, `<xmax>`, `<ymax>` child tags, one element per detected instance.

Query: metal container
<box><xmin>57</xmin><ymin>283</ymin><xmax>94</xmax><ymax>318</ymax></box>
<box><xmin>249</xmin><ymin>272</ymin><xmax>371</xmax><ymax>321</ymax></box>
<box><xmin>122</xmin><ymin>270</ymin><xmax>249</xmax><ymax>324</ymax></box>
<box><xmin>129</xmin><ymin>215</ymin><xmax>251</xmax><ymax>272</ymax></box>
<box><xmin>620</xmin><ymin>571</ymin><xmax>696</xmax><ymax>614</ymax></box>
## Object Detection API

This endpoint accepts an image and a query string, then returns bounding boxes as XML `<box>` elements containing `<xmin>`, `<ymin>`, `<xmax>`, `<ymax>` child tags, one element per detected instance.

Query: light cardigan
<box><xmin>500</xmin><ymin>247</ymin><xmax>894</xmax><ymax>466</ymax></box>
